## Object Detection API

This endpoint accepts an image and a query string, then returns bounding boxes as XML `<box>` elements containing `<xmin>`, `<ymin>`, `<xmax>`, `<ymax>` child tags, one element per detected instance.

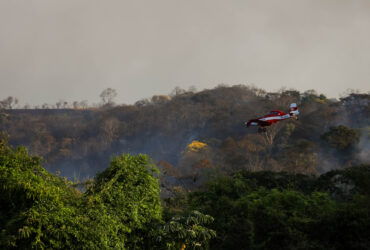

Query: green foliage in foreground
<box><xmin>2</xmin><ymin>134</ymin><xmax>369</xmax><ymax>249</ymax></box>
<box><xmin>0</xmin><ymin>139</ymin><xmax>215</xmax><ymax>249</ymax></box>
<box><xmin>86</xmin><ymin>154</ymin><xmax>162</xmax><ymax>249</ymax></box>
<box><xmin>165</xmin><ymin>168</ymin><xmax>370</xmax><ymax>250</ymax></box>
<box><xmin>156</xmin><ymin>210</ymin><xmax>216</xmax><ymax>250</ymax></box>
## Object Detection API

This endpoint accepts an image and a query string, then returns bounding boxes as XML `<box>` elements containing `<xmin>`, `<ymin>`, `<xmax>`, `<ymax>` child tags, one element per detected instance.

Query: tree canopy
<box><xmin>0</xmin><ymin>138</ymin><xmax>215</xmax><ymax>249</ymax></box>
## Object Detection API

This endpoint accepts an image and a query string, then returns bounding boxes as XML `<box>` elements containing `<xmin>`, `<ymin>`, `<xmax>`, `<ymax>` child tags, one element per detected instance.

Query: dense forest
<box><xmin>1</xmin><ymin>138</ymin><xmax>369</xmax><ymax>249</ymax></box>
<box><xmin>0</xmin><ymin>86</ymin><xmax>369</xmax><ymax>184</ymax></box>
<box><xmin>1</xmin><ymin>85</ymin><xmax>369</xmax><ymax>249</ymax></box>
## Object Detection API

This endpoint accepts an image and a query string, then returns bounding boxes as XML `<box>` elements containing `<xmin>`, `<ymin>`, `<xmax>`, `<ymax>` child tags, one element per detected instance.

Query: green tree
<box><xmin>186</xmin><ymin>169</ymin><xmax>370</xmax><ymax>250</ymax></box>
<box><xmin>87</xmin><ymin>154</ymin><xmax>162</xmax><ymax>249</ymax></box>
<box><xmin>0</xmin><ymin>136</ymin><xmax>87</xmax><ymax>249</ymax></box>
<box><xmin>156</xmin><ymin>210</ymin><xmax>216</xmax><ymax>250</ymax></box>
<box><xmin>0</xmin><ymin>137</ymin><xmax>163</xmax><ymax>249</ymax></box>
<box><xmin>321</xmin><ymin>125</ymin><xmax>360</xmax><ymax>151</ymax></box>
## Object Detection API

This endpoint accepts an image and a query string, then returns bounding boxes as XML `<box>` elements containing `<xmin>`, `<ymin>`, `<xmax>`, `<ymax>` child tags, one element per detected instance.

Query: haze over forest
<box><xmin>1</xmin><ymin>1</ymin><xmax>370</xmax><ymax>249</ymax></box>
<box><xmin>1</xmin><ymin>85</ymin><xmax>369</xmax><ymax>185</ymax></box>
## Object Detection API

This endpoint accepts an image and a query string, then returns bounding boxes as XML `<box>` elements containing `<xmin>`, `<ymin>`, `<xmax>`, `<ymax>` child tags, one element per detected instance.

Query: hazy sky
<box><xmin>0</xmin><ymin>0</ymin><xmax>369</xmax><ymax>106</ymax></box>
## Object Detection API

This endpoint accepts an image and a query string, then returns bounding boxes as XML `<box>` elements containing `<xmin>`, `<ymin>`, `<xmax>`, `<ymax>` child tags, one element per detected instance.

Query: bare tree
<box><xmin>263</xmin><ymin>123</ymin><xmax>284</xmax><ymax>146</ymax></box>
<box><xmin>188</xmin><ymin>85</ymin><xmax>197</xmax><ymax>93</ymax></box>
<box><xmin>135</xmin><ymin>98</ymin><xmax>151</xmax><ymax>107</ymax></box>
<box><xmin>62</xmin><ymin>101</ymin><xmax>69</xmax><ymax>109</ymax></box>
<box><xmin>169</xmin><ymin>86</ymin><xmax>186</xmax><ymax>97</ymax></box>
<box><xmin>73</xmin><ymin>101</ymin><xmax>79</xmax><ymax>109</ymax></box>
<box><xmin>242</xmin><ymin>134</ymin><xmax>266</xmax><ymax>171</ymax></box>
<box><xmin>56</xmin><ymin>101</ymin><xmax>63</xmax><ymax>109</ymax></box>
<box><xmin>42</xmin><ymin>103</ymin><xmax>50</xmax><ymax>109</ymax></box>
<box><xmin>101</xmin><ymin>117</ymin><xmax>120</xmax><ymax>145</ymax></box>
<box><xmin>80</xmin><ymin>100</ymin><xmax>88</xmax><ymax>109</ymax></box>
<box><xmin>100</xmin><ymin>88</ymin><xmax>117</xmax><ymax>106</ymax></box>
<box><xmin>0</xmin><ymin>96</ymin><xmax>18</xmax><ymax>109</ymax></box>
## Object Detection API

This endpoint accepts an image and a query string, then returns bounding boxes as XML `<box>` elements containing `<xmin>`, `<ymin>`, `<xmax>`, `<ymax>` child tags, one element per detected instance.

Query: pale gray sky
<box><xmin>0</xmin><ymin>0</ymin><xmax>369</xmax><ymax>106</ymax></box>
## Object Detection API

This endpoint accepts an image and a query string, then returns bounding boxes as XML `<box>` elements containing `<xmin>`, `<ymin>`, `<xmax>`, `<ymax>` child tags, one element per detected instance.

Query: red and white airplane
<box><xmin>245</xmin><ymin>103</ymin><xmax>299</xmax><ymax>132</ymax></box>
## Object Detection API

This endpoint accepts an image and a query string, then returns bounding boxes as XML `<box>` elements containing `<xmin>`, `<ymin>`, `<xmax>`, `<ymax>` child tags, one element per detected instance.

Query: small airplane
<box><xmin>245</xmin><ymin>103</ymin><xmax>299</xmax><ymax>133</ymax></box>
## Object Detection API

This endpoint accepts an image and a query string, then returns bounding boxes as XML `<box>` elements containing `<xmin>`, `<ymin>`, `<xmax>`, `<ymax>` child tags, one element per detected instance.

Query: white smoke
<box><xmin>357</xmin><ymin>127</ymin><xmax>370</xmax><ymax>164</ymax></box>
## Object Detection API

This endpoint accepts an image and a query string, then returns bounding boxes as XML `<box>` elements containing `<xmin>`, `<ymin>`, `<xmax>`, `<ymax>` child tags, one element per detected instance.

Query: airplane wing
<box><xmin>246</xmin><ymin>119</ymin><xmax>272</xmax><ymax>127</ymax></box>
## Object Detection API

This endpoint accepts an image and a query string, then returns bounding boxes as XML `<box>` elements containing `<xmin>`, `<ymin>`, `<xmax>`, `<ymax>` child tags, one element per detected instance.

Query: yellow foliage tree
<box><xmin>186</xmin><ymin>140</ymin><xmax>207</xmax><ymax>152</ymax></box>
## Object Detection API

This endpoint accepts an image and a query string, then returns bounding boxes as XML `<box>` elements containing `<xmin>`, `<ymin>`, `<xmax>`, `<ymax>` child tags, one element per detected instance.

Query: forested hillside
<box><xmin>1</xmin><ymin>86</ymin><xmax>368</xmax><ymax>187</ymax></box>
<box><xmin>1</xmin><ymin>85</ymin><xmax>370</xmax><ymax>249</ymax></box>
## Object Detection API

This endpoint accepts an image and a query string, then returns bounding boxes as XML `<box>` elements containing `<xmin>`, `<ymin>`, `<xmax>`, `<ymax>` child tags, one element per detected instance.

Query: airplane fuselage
<box><xmin>246</xmin><ymin>103</ymin><xmax>299</xmax><ymax>129</ymax></box>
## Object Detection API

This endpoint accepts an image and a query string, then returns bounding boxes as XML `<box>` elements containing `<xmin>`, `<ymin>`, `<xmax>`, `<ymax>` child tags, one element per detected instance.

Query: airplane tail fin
<box><xmin>289</xmin><ymin>103</ymin><xmax>299</xmax><ymax>116</ymax></box>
